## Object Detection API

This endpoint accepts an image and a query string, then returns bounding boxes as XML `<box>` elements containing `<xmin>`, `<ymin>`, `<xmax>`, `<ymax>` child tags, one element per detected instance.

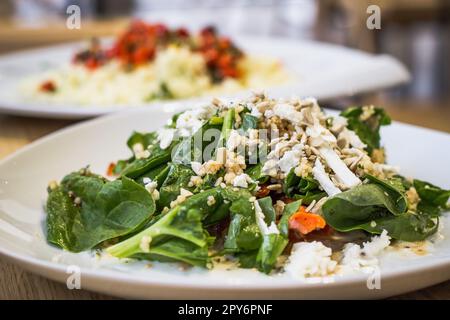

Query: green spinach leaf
<box><xmin>46</xmin><ymin>172</ymin><xmax>155</xmax><ymax>252</ymax></box>
<box><xmin>341</xmin><ymin>106</ymin><xmax>391</xmax><ymax>154</ymax></box>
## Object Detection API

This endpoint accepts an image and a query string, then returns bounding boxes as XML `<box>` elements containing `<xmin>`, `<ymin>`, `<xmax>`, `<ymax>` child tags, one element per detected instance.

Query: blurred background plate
<box><xmin>0</xmin><ymin>35</ymin><xmax>409</xmax><ymax>119</ymax></box>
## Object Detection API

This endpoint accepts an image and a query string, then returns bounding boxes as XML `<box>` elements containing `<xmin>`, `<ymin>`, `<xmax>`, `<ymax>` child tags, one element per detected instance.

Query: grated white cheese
<box><xmin>191</xmin><ymin>161</ymin><xmax>203</xmax><ymax>176</ymax></box>
<box><xmin>273</xmin><ymin>103</ymin><xmax>303</xmax><ymax>125</ymax></box>
<box><xmin>132</xmin><ymin>143</ymin><xmax>150</xmax><ymax>159</ymax></box>
<box><xmin>139</xmin><ymin>235</ymin><xmax>152</xmax><ymax>253</ymax></box>
<box><xmin>207</xmin><ymin>195</ymin><xmax>216</xmax><ymax>206</ymax></box>
<box><xmin>226</xmin><ymin>130</ymin><xmax>246</xmax><ymax>151</ymax></box>
<box><xmin>330</xmin><ymin>115</ymin><xmax>348</xmax><ymax>133</ymax></box>
<box><xmin>340</xmin><ymin>230</ymin><xmax>391</xmax><ymax>271</ymax></box>
<box><xmin>285</xmin><ymin>241</ymin><xmax>337</xmax><ymax>278</ymax></box>
<box><xmin>249</xmin><ymin>103</ymin><xmax>262</xmax><ymax>118</ymax></box>
<box><xmin>312</xmin><ymin>159</ymin><xmax>341</xmax><ymax>196</ymax></box>
<box><xmin>233</xmin><ymin>173</ymin><xmax>253</xmax><ymax>188</ymax></box>
<box><xmin>278</xmin><ymin>143</ymin><xmax>303</xmax><ymax>174</ymax></box>
<box><xmin>158</xmin><ymin>128</ymin><xmax>175</xmax><ymax>150</ymax></box>
<box><xmin>306</xmin><ymin>123</ymin><xmax>337</xmax><ymax>147</ymax></box>
<box><xmin>319</xmin><ymin>147</ymin><xmax>361</xmax><ymax>189</ymax></box>
<box><xmin>254</xmin><ymin>200</ymin><xmax>279</xmax><ymax>235</ymax></box>
<box><xmin>143</xmin><ymin>178</ymin><xmax>159</xmax><ymax>201</ymax></box>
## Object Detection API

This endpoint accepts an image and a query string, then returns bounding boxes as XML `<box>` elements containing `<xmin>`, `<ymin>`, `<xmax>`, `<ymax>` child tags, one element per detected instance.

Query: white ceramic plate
<box><xmin>0</xmin><ymin>103</ymin><xmax>449</xmax><ymax>299</ymax></box>
<box><xmin>0</xmin><ymin>36</ymin><xmax>409</xmax><ymax>119</ymax></box>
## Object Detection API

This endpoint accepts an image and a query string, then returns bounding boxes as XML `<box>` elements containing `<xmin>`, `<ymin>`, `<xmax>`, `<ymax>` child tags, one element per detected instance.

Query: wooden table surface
<box><xmin>0</xmin><ymin>102</ymin><xmax>449</xmax><ymax>300</ymax></box>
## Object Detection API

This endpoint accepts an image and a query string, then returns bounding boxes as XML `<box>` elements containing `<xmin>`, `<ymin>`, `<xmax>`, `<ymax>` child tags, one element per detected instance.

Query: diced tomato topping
<box><xmin>39</xmin><ymin>80</ymin><xmax>57</xmax><ymax>93</ymax></box>
<box><xmin>106</xmin><ymin>162</ymin><xmax>116</xmax><ymax>177</ymax></box>
<box><xmin>71</xmin><ymin>20</ymin><xmax>243</xmax><ymax>82</ymax></box>
<box><xmin>256</xmin><ymin>185</ymin><xmax>271</xmax><ymax>198</ymax></box>
<box><xmin>288</xmin><ymin>206</ymin><xmax>326</xmax><ymax>235</ymax></box>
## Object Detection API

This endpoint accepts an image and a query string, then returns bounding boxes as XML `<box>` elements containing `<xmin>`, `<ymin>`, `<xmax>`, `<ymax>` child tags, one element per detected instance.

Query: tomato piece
<box><xmin>288</xmin><ymin>206</ymin><xmax>326</xmax><ymax>235</ymax></box>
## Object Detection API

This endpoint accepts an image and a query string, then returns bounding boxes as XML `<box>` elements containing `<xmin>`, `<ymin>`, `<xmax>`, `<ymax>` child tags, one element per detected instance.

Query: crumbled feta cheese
<box><xmin>264</xmin><ymin>110</ymin><xmax>274</xmax><ymax>118</ymax></box>
<box><xmin>278</xmin><ymin>144</ymin><xmax>303</xmax><ymax>174</ymax></box>
<box><xmin>170</xmin><ymin>188</ymin><xmax>194</xmax><ymax>208</ymax></box>
<box><xmin>312</xmin><ymin>159</ymin><xmax>341</xmax><ymax>196</ymax></box>
<box><xmin>305</xmin><ymin>123</ymin><xmax>336</xmax><ymax>147</ymax></box>
<box><xmin>233</xmin><ymin>173</ymin><xmax>253</xmax><ymax>188</ymax></box>
<box><xmin>188</xmin><ymin>175</ymin><xmax>203</xmax><ymax>187</ymax></box>
<box><xmin>330</xmin><ymin>115</ymin><xmax>348</xmax><ymax>133</ymax></box>
<box><xmin>285</xmin><ymin>241</ymin><xmax>337</xmax><ymax>278</ymax></box>
<box><xmin>338</xmin><ymin>128</ymin><xmax>366</xmax><ymax>150</ymax></box>
<box><xmin>180</xmin><ymin>188</ymin><xmax>193</xmax><ymax>197</ymax></box>
<box><xmin>139</xmin><ymin>235</ymin><xmax>152</xmax><ymax>253</ymax></box>
<box><xmin>191</xmin><ymin>161</ymin><xmax>203</xmax><ymax>176</ymax></box>
<box><xmin>226</xmin><ymin>130</ymin><xmax>246</xmax><ymax>151</ymax></box>
<box><xmin>158</xmin><ymin>128</ymin><xmax>175</xmax><ymax>150</ymax></box>
<box><xmin>254</xmin><ymin>200</ymin><xmax>279</xmax><ymax>235</ymax></box>
<box><xmin>273</xmin><ymin>103</ymin><xmax>302</xmax><ymax>125</ymax></box>
<box><xmin>249</xmin><ymin>103</ymin><xmax>262</xmax><ymax>118</ymax></box>
<box><xmin>207</xmin><ymin>195</ymin><xmax>216</xmax><ymax>206</ymax></box>
<box><xmin>143</xmin><ymin>178</ymin><xmax>158</xmax><ymax>193</ymax></box>
<box><xmin>306</xmin><ymin>123</ymin><xmax>337</xmax><ymax>147</ymax></box>
<box><xmin>341</xmin><ymin>230</ymin><xmax>391</xmax><ymax>271</ymax></box>
<box><xmin>203</xmin><ymin>159</ymin><xmax>224</xmax><ymax>175</ymax></box>
<box><xmin>132</xmin><ymin>143</ymin><xmax>144</xmax><ymax>154</ymax></box>
<box><xmin>262</xmin><ymin>159</ymin><xmax>278</xmax><ymax>177</ymax></box>
<box><xmin>319</xmin><ymin>147</ymin><xmax>361</xmax><ymax>188</ymax></box>
<box><xmin>362</xmin><ymin>230</ymin><xmax>391</xmax><ymax>257</ymax></box>
<box><xmin>133</xmin><ymin>143</ymin><xmax>151</xmax><ymax>159</ymax></box>
<box><xmin>152</xmin><ymin>189</ymin><xmax>160</xmax><ymax>201</ymax></box>
<box><xmin>143</xmin><ymin>178</ymin><xmax>159</xmax><ymax>201</ymax></box>
<box><xmin>175</xmin><ymin>110</ymin><xmax>203</xmax><ymax>137</ymax></box>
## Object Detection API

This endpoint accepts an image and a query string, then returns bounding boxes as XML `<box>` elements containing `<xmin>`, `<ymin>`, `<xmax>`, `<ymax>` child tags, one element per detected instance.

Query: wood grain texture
<box><xmin>0</xmin><ymin>111</ymin><xmax>448</xmax><ymax>300</ymax></box>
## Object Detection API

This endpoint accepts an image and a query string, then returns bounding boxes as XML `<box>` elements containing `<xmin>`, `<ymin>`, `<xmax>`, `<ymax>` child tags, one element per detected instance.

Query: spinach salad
<box><xmin>45</xmin><ymin>94</ymin><xmax>449</xmax><ymax>277</ymax></box>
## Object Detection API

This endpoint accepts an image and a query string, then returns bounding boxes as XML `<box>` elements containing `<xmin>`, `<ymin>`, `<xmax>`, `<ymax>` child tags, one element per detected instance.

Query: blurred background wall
<box><xmin>0</xmin><ymin>0</ymin><xmax>449</xmax><ymax>130</ymax></box>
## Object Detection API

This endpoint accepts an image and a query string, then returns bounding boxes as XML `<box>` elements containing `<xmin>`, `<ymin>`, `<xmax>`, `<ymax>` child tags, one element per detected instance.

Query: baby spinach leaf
<box><xmin>255</xmin><ymin>200</ymin><xmax>302</xmax><ymax>274</ymax></box>
<box><xmin>158</xmin><ymin>164</ymin><xmax>196</xmax><ymax>209</ymax></box>
<box><xmin>126</xmin><ymin>131</ymin><xmax>158</xmax><ymax>151</ymax></box>
<box><xmin>121</xmin><ymin>152</ymin><xmax>171</xmax><ymax>179</ymax></box>
<box><xmin>245</xmin><ymin>164</ymin><xmax>268</xmax><ymax>184</ymax></box>
<box><xmin>355</xmin><ymin>213</ymin><xmax>439</xmax><ymax>242</ymax></box>
<box><xmin>283</xmin><ymin>169</ymin><xmax>300</xmax><ymax>197</ymax></box>
<box><xmin>172</xmin><ymin>121</ymin><xmax>221</xmax><ymax>165</ymax></box>
<box><xmin>283</xmin><ymin>170</ymin><xmax>322</xmax><ymax>202</ymax></box>
<box><xmin>255</xmin><ymin>233</ymin><xmax>288</xmax><ymax>274</ymax></box>
<box><xmin>293</xmin><ymin>191</ymin><xmax>327</xmax><ymax>205</ymax></box>
<box><xmin>224</xmin><ymin>198</ymin><xmax>261</xmax><ymax>251</ymax></box>
<box><xmin>120</xmin><ymin>130</ymin><xmax>178</xmax><ymax>179</ymax></box>
<box><xmin>107</xmin><ymin>188</ymin><xmax>223</xmax><ymax>266</ymax></box>
<box><xmin>134</xmin><ymin>164</ymin><xmax>170</xmax><ymax>188</ymax></box>
<box><xmin>322</xmin><ymin>184</ymin><xmax>404</xmax><ymax>230</ymax></box>
<box><xmin>341</xmin><ymin>106</ymin><xmax>391</xmax><ymax>154</ymax></box>
<box><xmin>241</xmin><ymin>113</ymin><xmax>258</xmax><ymax>132</ymax></box>
<box><xmin>414</xmin><ymin>179</ymin><xmax>450</xmax><ymax>216</ymax></box>
<box><xmin>257</xmin><ymin>197</ymin><xmax>276</xmax><ymax>224</ymax></box>
<box><xmin>222</xmin><ymin>188</ymin><xmax>263</xmax><ymax>252</ymax></box>
<box><xmin>134</xmin><ymin>237</ymin><xmax>209</xmax><ymax>267</ymax></box>
<box><xmin>46</xmin><ymin>172</ymin><xmax>155</xmax><ymax>252</ymax></box>
<box><xmin>278</xmin><ymin>200</ymin><xmax>302</xmax><ymax>237</ymax></box>
<box><xmin>365</xmin><ymin>174</ymin><xmax>408</xmax><ymax>214</ymax></box>
<box><xmin>322</xmin><ymin>177</ymin><xmax>439</xmax><ymax>241</ymax></box>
